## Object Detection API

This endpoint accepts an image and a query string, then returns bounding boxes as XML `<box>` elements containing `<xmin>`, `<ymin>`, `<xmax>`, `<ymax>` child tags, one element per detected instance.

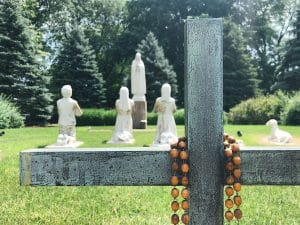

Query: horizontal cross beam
<box><xmin>20</xmin><ymin>147</ymin><xmax>300</xmax><ymax>186</ymax></box>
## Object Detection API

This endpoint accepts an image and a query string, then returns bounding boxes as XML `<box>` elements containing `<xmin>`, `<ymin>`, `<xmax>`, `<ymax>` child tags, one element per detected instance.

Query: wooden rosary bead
<box><xmin>171</xmin><ymin>214</ymin><xmax>180</xmax><ymax>224</ymax></box>
<box><xmin>178</xmin><ymin>136</ymin><xmax>187</xmax><ymax>142</ymax></box>
<box><xmin>231</xmin><ymin>143</ymin><xmax>240</xmax><ymax>152</ymax></box>
<box><xmin>170</xmin><ymin>149</ymin><xmax>179</xmax><ymax>159</ymax></box>
<box><xmin>181</xmin><ymin>200</ymin><xmax>189</xmax><ymax>210</ymax></box>
<box><xmin>226</xmin><ymin>175</ymin><xmax>234</xmax><ymax>185</ymax></box>
<box><xmin>225</xmin><ymin>210</ymin><xmax>234</xmax><ymax>221</ymax></box>
<box><xmin>171</xmin><ymin>201</ymin><xmax>180</xmax><ymax>212</ymax></box>
<box><xmin>171</xmin><ymin>176</ymin><xmax>179</xmax><ymax>186</ymax></box>
<box><xmin>224</xmin><ymin>148</ymin><xmax>233</xmax><ymax>158</ymax></box>
<box><xmin>181</xmin><ymin>163</ymin><xmax>189</xmax><ymax>173</ymax></box>
<box><xmin>181</xmin><ymin>188</ymin><xmax>189</xmax><ymax>199</ymax></box>
<box><xmin>223</xmin><ymin>133</ymin><xmax>229</xmax><ymax>141</ymax></box>
<box><xmin>172</xmin><ymin>162</ymin><xmax>179</xmax><ymax>172</ymax></box>
<box><xmin>233</xmin><ymin>156</ymin><xmax>241</xmax><ymax>165</ymax></box>
<box><xmin>181</xmin><ymin>176</ymin><xmax>189</xmax><ymax>186</ymax></box>
<box><xmin>179</xmin><ymin>150</ymin><xmax>188</xmax><ymax>160</ymax></box>
<box><xmin>223</xmin><ymin>141</ymin><xmax>230</xmax><ymax>149</ymax></box>
<box><xmin>228</xmin><ymin>136</ymin><xmax>236</xmax><ymax>144</ymax></box>
<box><xmin>226</xmin><ymin>162</ymin><xmax>234</xmax><ymax>171</ymax></box>
<box><xmin>225</xmin><ymin>186</ymin><xmax>234</xmax><ymax>197</ymax></box>
<box><xmin>233</xmin><ymin>182</ymin><xmax>241</xmax><ymax>192</ymax></box>
<box><xmin>178</xmin><ymin>141</ymin><xmax>186</xmax><ymax>149</ymax></box>
<box><xmin>225</xmin><ymin>199</ymin><xmax>234</xmax><ymax>208</ymax></box>
<box><xmin>181</xmin><ymin>213</ymin><xmax>189</xmax><ymax>224</ymax></box>
<box><xmin>233</xmin><ymin>168</ymin><xmax>241</xmax><ymax>178</ymax></box>
<box><xmin>234</xmin><ymin>195</ymin><xmax>242</xmax><ymax>206</ymax></box>
<box><xmin>171</xmin><ymin>188</ymin><xmax>180</xmax><ymax>198</ymax></box>
<box><xmin>234</xmin><ymin>209</ymin><xmax>243</xmax><ymax>220</ymax></box>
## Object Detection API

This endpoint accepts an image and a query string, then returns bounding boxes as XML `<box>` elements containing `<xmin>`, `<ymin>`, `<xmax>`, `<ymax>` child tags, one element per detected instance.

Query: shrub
<box><xmin>0</xmin><ymin>95</ymin><xmax>24</xmax><ymax>128</ymax></box>
<box><xmin>227</xmin><ymin>94</ymin><xmax>288</xmax><ymax>124</ymax></box>
<box><xmin>77</xmin><ymin>108</ymin><xmax>116</xmax><ymax>126</ymax></box>
<box><xmin>148</xmin><ymin>108</ymin><xmax>185</xmax><ymax>125</ymax></box>
<box><xmin>281</xmin><ymin>92</ymin><xmax>300</xmax><ymax>125</ymax></box>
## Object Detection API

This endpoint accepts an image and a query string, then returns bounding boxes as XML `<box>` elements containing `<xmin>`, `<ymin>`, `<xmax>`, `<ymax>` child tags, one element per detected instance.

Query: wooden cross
<box><xmin>20</xmin><ymin>18</ymin><xmax>300</xmax><ymax>225</ymax></box>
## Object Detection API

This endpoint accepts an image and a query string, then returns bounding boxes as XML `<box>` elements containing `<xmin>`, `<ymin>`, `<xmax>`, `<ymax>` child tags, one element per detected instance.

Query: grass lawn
<box><xmin>0</xmin><ymin>125</ymin><xmax>299</xmax><ymax>225</ymax></box>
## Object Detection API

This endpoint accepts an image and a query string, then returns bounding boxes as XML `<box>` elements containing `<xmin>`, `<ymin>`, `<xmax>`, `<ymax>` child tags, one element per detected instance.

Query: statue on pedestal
<box><xmin>108</xmin><ymin>87</ymin><xmax>135</xmax><ymax>144</ymax></box>
<box><xmin>47</xmin><ymin>85</ymin><xmax>83</xmax><ymax>148</ymax></box>
<box><xmin>153</xmin><ymin>83</ymin><xmax>178</xmax><ymax>146</ymax></box>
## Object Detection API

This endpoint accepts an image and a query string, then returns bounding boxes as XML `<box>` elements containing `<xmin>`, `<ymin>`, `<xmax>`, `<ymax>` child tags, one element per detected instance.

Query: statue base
<box><xmin>133</xmin><ymin>100</ymin><xmax>147</xmax><ymax>129</ymax></box>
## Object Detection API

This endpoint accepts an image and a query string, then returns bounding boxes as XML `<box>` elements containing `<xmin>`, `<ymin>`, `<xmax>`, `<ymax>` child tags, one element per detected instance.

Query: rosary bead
<box><xmin>226</xmin><ymin>175</ymin><xmax>235</xmax><ymax>185</ymax></box>
<box><xmin>234</xmin><ymin>209</ymin><xmax>243</xmax><ymax>220</ymax></box>
<box><xmin>233</xmin><ymin>156</ymin><xmax>241</xmax><ymax>165</ymax></box>
<box><xmin>226</xmin><ymin>162</ymin><xmax>234</xmax><ymax>171</ymax></box>
<box><xmin>172</xmin><ymin>162</ymin><xmax>179</xmax><ymax>172</ymax></box>
<box><xmin>181</xmin><ymin>213</ymin><xmax>189</xmax><ymax>224</ymax></box>
<box><xmin>178</xmin><ymin>136</ymin><xmax>187</xmax><ymax>142</ymax></box>
<box><xmin>181</xmin><ymin>163</ymin><xmax>189</xmax><ymax>173</ymax></box>
<box><xmin>181</xmin><ymin>200</ymin><xmax>189</xmax><ymax>210</ymax></box>
<box><xmin>170</xmin><ymin>149</ymin><xmax>179</xmax><ymax>159</ymax></box>
<box><xmin>233</xmin><ymin>168</ymin><xmax>241</xmax><ymax>178</ymax></box>
<box><xmin>171</xmin><ymin>214</ymin><xmax>180</xmax><ymax>224</ymax></box>
<box><xmin>223</xmin><ymin>133</ymin><xmax>229</xmax><ymax>141</ymax></box>
<box><xmin>179</xmin><ymin>150</ymin><xmax>188</xmax><ymax>160</ymax></box>
<box><xmin>171</xmin><ymin>188</ymin><xmax>180</xmax><ymax>198</ymax></box>
<box><xmin>234</xmin><ymin>195</ymin><xmax>242</xmax><ymax>206</ymax></box>
<box><xmin>225</xmin><ymin>186</ymin><xmax>234</xmax><ymax>197</ymax></box>
<box><xmin>223</xmin><ymin>141</ymin><xmax>230</xmax><ymax>149</ymax></box>
<box><xmin>231</xmin><ymin>143</ymin><xmax>240</xmax><ymax>152</ymax></box>
<box><xmin>171</xmin><ymin>201</ymin><xmax>180</xmax><ymax>212</ymax></box>
<box><xmin>228</xmin><ymin>136</ymin><xmax>236</xmax><ymax>144</ymax></box>
<box><xmin>225</xmin><ymin>199</ymin><xmax>234</xmax><ymax>208</ymax></box>
<box><xmin>233</xmin><ymin>182</ymin><xmax>241</xmax><ymax>192</ymax></box>
<box><xmin>178</xmin><ymin>141</ymin><xmax>186</xmax><ymax>149</ymax></box>
<box><xmin>181</xmin><ymin>176</ymin><xmax>189</xmax><ymax>186</ymax></box>
<box><xmin>181</xmin><ymin>188</ymin><xmax>189</xmax><ymax>199</ymax></box>
<box><xmin>224</xmin><ymin>148</ymin><xmax>233</xmax><ymax>158</ymax></box>
<box><xmin>171</xmin><ymin>176</ymin><xmax>179</xmax><ymax>186</ymax></box>
<box><xmin>225</xmin><ymin>210</ymin><xmax>234</xmax><ymax>221</ymax></box>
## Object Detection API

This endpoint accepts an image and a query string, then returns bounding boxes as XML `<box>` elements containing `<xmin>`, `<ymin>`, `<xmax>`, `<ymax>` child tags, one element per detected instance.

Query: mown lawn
<box><xmin>0</xmin><ymin>125</ymin><xmax>299</xmax><ymax>225</ymax></box>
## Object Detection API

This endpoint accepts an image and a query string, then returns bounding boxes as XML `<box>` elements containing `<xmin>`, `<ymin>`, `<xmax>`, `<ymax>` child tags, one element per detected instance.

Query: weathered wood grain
<box><xmin>20</xmin><ymin>148</ymin><xmax>300</xmax><ymax>186</ymax></box>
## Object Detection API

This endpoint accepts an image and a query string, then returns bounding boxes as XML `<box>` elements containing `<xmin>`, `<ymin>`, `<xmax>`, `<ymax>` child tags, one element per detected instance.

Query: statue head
<box><xmin>135</xmin><ymin>52</ymin><xmax>142</xmax><ymax>62</ymax></box>
<box><xmin>61</xmin><ymin>85</ymin><xmax>72</xmax><ymax>98</ymax></box>
<box><xmin>119</xmin><ymin>86</ymin><xmax>130</xmax><ymax>111</ymax></box>
<box><xmin>161</xmin><ymin>83</ymin><xmax>171</xmax><ymax>100</ymax></box>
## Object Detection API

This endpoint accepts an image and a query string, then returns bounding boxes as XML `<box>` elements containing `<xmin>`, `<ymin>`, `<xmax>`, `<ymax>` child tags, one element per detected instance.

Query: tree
<box><xmin>137</xmin><ymin>32</ymin><xmax>178</xmax><ymax>109</ymax></box>
<box><xmin>0</xmin><ymin>1</ymin><xmax>53</xmax><ymax>125</ymax></box>
<box><xmin>223</xmin><ymin>19</ymin><xmax>258</xmax><ymax>111</ymax></box>
<box><xmin>272</xmin><ymin>8</ymin><xmax>300</xmax><ymax>91</ymax></box>
<box><xmin>50</xmin><ymin>26</ymin><xmax>106</xmax><ymax>107</ymax></box>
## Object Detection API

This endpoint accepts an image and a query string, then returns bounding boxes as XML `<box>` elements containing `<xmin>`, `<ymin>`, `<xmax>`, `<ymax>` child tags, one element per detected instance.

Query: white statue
<box><xmin>48</xmin><ymin>85</ymin><xmax>83</xmax><ymax>148</ymax></box>
<box><xmin>131</xmin><ymin>52</ymin><xmax>146</xmax><ymax>101</ymax></box>
<box><xmin>153</xmin><ymin>83</ymin><xmax>178</xmax><ymax>146</ymax></box>
<box><xmin>266</xmin><ymin>119</ymin><xmax>292</xmax><ymax>144</ymax></box>
<box><xmin>108</xmin><ymin>87</ymin><xmax>135</xmax><ymax>144</ymax></box>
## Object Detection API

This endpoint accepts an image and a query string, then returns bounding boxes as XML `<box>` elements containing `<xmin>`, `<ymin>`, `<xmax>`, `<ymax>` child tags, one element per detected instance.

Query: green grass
<box><xmin>0</xmin><ymin>125</ymin><xmax>299</xmax><ymax>225</ymax></box>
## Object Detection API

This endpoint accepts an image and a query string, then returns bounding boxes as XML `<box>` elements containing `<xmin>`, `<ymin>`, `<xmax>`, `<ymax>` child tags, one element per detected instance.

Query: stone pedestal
<box><xmin>133</xmin><ymin>100</ymin><xmax>147</xmax><ymax>129</ymax></box>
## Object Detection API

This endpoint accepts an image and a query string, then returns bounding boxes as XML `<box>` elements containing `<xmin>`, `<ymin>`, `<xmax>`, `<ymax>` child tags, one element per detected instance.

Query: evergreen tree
<box><xmin>0</xmin><ymin>1</ymin><xmax>53</xmax><ymax>125</ymax></box>
<box><xmin>51</xmin><ymin>26</ymin><xmax>106</xmax><ymax>107</ymax></box>
<box><xmin>137</xmin><ymin>32</ymin><xmax>178</xmax><ymax>109</ymax></box>
<box><xmin>272</xmin><ymin>8</ymin><xmax>300</xmax><ymax>92</ymax></box>
<box><xmin>223</xmin><ymin>19</ymin><xmax>258</xmax><ymax>111</ymax></box>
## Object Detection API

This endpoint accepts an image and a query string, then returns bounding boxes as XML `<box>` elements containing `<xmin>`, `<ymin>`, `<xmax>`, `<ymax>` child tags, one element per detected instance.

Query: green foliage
<box><xmin>148</xmin><ymin>109</ymin><xmax>184</xmax><ymax>125</ymax></box>
<box><xmin>281</xmin><ymin>92</ymin><xmax>300</xmax><ymax>125</ymax></box>
<box><xmin>0</xmin><ymin>95</ymin><xmax>24</xmax><ymax>128</ymax></box>
<box><xmin>0</xmin><ymin>1</ymin><xmax>53</xmax><ymax>125</ymax></box>
<box><xmin>137</xmin><ymin>32</ymin><xmax>178</xmax><ymax>109</ymax></box>
<box><xmin>77</xmin><ymin>109</ymin><xmax>116</xmax><ymax>126</ymax></box>
<box><xmin>50</xmin><ymin>26</ymin><xmax>106</xmax><ymax>107</ymax></box>
<box><xmin>223</xmin><ymin>19</ymin><xmax>258</xmax><ymax>111</ymax></box>
<box><xmin>227</xmin><ymin>94</ymin><xmax>288</xmax><ymax>124</ymax></box>
<box><xmin>272</xmin><ymin>8</ymin><xmax>300</xmax><ymax>92</ymax></box>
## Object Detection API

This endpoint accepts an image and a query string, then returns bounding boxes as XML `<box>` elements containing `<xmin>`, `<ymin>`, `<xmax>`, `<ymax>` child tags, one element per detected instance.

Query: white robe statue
<box><xmin>266</xmin><ymin>119</ymin><xmax>292</xmax><ymax>144</ymax></box>
<box><xmin>153</xmin><ymin>83</ymin><xmax>178</xmax><ymax>146</ymax></box>
<box><xmin>108</xmin><ymin>87</ymin><xmax>135</xmax><ymax>144</ymax></box>
<box><xmin>48</xmin><ymin>85</ymin><xmax>83</xmax><ymax>148</ymax></box>
<box><xmin>131</xmin><ymin>52</ymin><xmax>146</xmax><ymax>101</ymax></box>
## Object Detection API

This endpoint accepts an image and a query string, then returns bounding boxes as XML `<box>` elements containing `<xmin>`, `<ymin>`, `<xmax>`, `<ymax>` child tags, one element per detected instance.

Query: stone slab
<box><xmin>132</xmin><ymin>100</ymin><xmax>147</xmax><ymax>129</ymax></box>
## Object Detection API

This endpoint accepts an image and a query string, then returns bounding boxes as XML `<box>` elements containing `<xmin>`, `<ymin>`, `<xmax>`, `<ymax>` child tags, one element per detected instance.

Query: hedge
<box><xmin>0</xmin><ymin>95</ymin><xmax>24</xmax><ymax>128</ymax></box>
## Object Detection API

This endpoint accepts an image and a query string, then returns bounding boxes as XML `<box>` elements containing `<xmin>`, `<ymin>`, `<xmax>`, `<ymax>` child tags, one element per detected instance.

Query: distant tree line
<box><xmin>0</xmin><ymin>0</ymin><xmax>299</xmax><ymax>124</ymax></box>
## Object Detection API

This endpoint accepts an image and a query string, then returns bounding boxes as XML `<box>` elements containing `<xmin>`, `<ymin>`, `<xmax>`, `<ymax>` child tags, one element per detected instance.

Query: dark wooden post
<box><xmin>185</xmin><ymin>18</ymin><xmax>223</xmax><ymax>225</ymax></box>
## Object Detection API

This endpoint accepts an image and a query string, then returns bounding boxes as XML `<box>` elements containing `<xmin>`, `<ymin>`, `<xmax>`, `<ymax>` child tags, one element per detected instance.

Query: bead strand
<box><xmin>224</xmin><ymin>133</ymin><xmax>243</xmax><ymax>223</ymax></box>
